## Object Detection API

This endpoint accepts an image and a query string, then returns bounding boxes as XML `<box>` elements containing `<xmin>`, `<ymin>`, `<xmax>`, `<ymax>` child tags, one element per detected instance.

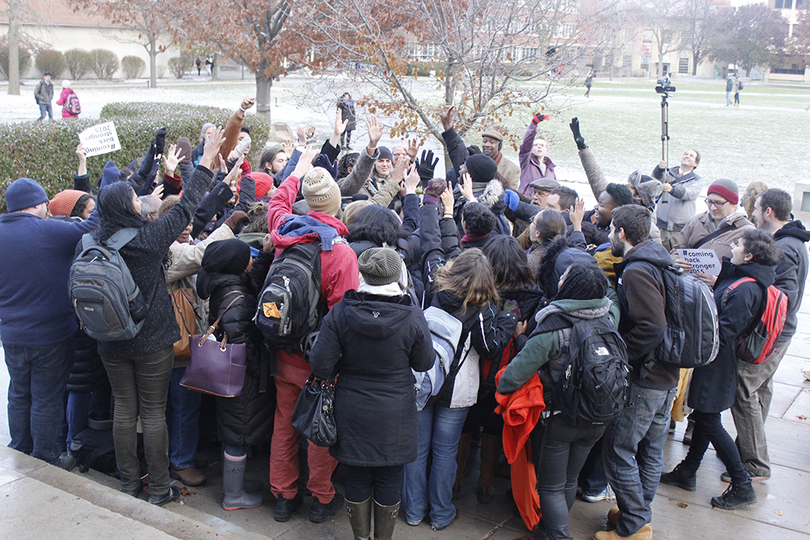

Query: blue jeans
<box><xmin>64</xmin><ymin>391</ymin><xmax>92</xmax><ymax>447</ymax></box>
<box><xmin>4</xmin><ymin>339</ymin><xmax>73</xmax><ymax>464</ymax></box>
<box><xmin>579</xmin><ymin>434</ymin><xmax>609</xmax><ymax>497</ymax></box>
<box><xmin>166</xmin><ymin>366</ymin><xmax>201</xmax><ymax>470</ymax></box>
<box><xmin>603</xmin><ymin>384</ymin><xmax>675</xmax><ymax>537</ymax></box>
<box><xmin>102</xmin><ymin>346</ymin><xmax>173</xmax><ymax>494</ymax></box>
<box><xmin>402</xmin><ymin>404</ymin><xmax>469</xmax><ymax>528</ymax></box>
<box><xmin>37</xmin><ymin>103</ymin><xmax>52</xmax><ymax>120</ymax></box>
<box><xmin>535</xmin><ymin>416</ymin><xmax>605</xmax><ymax>540</ymax></box>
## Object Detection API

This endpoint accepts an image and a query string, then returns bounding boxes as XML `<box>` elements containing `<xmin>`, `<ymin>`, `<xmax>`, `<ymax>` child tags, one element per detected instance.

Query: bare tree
<box><xmin>303</xmin><ymin>0</ymin><xmax>622</xmax><ymax>148</ymax></box>
<box><xmin>7</xmin><ymin>0</ymin><xmax>21</xmax><ymax>94</ymax></box>
<box><xmin>639</xmin><ymin>0</ymin><xmax>687</xmax><ymax>78</ymax></box>
<box><xmin>679</xmin><ymin>0</ymin><xmax>726</xmax><ymax>75</ymax></box>
<box><xmin>69</xmin><ymin>0</ymin><xmax>171</xmax><ymax>88</ymax></box>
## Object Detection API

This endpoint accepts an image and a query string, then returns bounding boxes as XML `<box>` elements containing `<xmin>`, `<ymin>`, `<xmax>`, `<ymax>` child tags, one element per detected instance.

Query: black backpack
<box><xmin>655</xmin><ymin>265</ymin><xmax>719</xmax><ymax>368</ymax></box>
<box><xmin>254</xmin><ymin>241</ymin><xmax>326</xmax><ymax>353</ymax></box>
<box><xmin>535</xmin><ymin>311</ymin><xmax>629</xmax><ymax>426</ymax></box>
<box><xmin>69</xmin><ymin>421</ymin><xmax>117</xmax><ymax>474</ymax></box>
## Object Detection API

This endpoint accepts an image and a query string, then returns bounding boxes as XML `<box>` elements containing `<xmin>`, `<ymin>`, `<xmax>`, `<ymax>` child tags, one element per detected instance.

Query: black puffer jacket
<box><xmin>310</xmin><ymin>290</ymin><xmax>433</xmax><ymax>466</ymax></box>
<box><xmin>688</xmin><ymin>259</ymin><xmax>775</xmax><ymax>413</ymax></box>
<box><xmin>196</xmin><ymin>250</ymin><xmax>274</xmax><ymax>448</ymax></box>
<box><xmin>67</xmin><ymin>329</ymin><xmax>107</xmax><ymax>394</ymax></box>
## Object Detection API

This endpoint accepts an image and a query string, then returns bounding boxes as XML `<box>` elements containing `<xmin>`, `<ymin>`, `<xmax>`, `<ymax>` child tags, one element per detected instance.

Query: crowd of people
<box><xmin>1</xmin><ymin>94</ymin><xmax>808</xmax><ymax>540</ymax></box>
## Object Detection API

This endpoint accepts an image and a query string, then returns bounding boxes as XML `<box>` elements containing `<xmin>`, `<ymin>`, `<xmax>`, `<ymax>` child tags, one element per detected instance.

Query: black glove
<box><xmin>569</xmin><ymin>117</ymin><xmax>587</xmax><ymax>150</ymax></box>
<box><xmin>416</xmin><ymin>149</ymin><xmax>439</xmax><ymax>184</ymax></box>
<box><xmin>155</xmin><ymin>127</ymin><xmax>168</xmax><ymax>157</ymax></box>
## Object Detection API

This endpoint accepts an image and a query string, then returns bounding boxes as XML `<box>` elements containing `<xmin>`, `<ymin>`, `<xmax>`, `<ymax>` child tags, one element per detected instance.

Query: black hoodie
<box><xmin>773</xmin><ymin>220</ymin><xmax>810</xmax><ymax>341</ymax></box>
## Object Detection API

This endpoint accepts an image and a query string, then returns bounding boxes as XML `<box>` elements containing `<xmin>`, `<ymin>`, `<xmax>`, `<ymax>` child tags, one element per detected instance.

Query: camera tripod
<box><xmin>660</xmin><ymin>92</ymin><xmax>670</xmax><ymax>165</ymax></box>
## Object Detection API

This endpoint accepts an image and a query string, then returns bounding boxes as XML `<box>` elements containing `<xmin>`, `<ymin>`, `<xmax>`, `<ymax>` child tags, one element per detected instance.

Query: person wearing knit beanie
<box><xmin>5</xmin><ymin>177</ymin><xmax>49</xmax><ymax>213</ymax></box>
<box><xmin>302</xmin><ymin>167</ymin><xmax>341</xmax><ymax>216</ymax></box>
<box><xmin>49</xmin><ymin>189</ymin><xmax>94</xmax><ymax>218</ymax></box>
<box><xmin>201</xmin><ymin>239</ymin><xmax>252</xmax><ymax>275</ymax></box>
<box><xmin>358</xmin><ymin>247</ymin><xmax>402</xmax><ymax>286</ymax></box>
<box><xmin>102</xmin><ymin>161</ymin><xmax>120</xmax><ymax>187</ymax></box>
<box><xmin>464</xmin><ymin>154</ymin><xmax>498</xmax><ymax>185</ymax></box>
<box><xmin>707</xmin><ymin>178</ymin><xmax>739</xmax><ymax>205</ymax></box>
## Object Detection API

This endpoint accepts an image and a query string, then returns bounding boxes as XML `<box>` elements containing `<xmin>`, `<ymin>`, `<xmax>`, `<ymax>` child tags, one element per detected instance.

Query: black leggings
<box><xmin>683</xmin><ymin>410</ymin><xmax>748</xmax><ymax>484</ymax></box>
<box><xmin>343</xmin><ymin>464</ymin><xmax>403</xmax><ymax>505</ymax></box>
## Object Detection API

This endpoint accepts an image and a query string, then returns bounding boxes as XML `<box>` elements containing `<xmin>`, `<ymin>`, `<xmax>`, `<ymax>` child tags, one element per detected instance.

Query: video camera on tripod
<box><xmin>655</xmin><ymin>76</ymin><xmax>676</xmax><ymax>95</ymax></box>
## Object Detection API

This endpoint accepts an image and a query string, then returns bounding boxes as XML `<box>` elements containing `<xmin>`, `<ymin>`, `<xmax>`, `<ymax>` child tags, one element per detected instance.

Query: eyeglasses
<box><xmin>704</xmin><ymin>198</ymin><xmax>729</xmax><ymax>208</ymax></box>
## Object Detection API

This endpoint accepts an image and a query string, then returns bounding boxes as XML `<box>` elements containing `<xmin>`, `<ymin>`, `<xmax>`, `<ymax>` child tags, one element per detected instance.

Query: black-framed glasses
<box><xmin>704</xmin><ymin>198</ymin><xmax>729</xmax><ymax>208</ymax></box>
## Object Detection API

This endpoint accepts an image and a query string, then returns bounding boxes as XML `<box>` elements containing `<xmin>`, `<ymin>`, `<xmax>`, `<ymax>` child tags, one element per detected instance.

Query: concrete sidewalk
<box><xmin>2</xmin><ymin>299</ymin><xmax>810</xmax><ymax>539</ymax></box>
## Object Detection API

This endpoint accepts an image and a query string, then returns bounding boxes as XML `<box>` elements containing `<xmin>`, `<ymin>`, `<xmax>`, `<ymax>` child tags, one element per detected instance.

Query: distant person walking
<box><xmin>337</xmin><ymin>93</ymin><xmax>356</xmax><ymax>150</ymax></box>
<box><xmin>584</xmin><ymin>71</ymin><xmax>594</xmax><ymax>98</ymax></box>
<box><xmin>725</xmin><ymin>77</ymin><xmax>733</xmax><ymax>107</ymax></box>
<box><xmin>56</xmin><ymin>80</ymin><xmax>80</xmax><ymax>119</ymax></box>
<box><xmin>733</xmin><ymin>76</ymin><xmax>742</xmax><ymax>107</ymax></box>
<box><xmin>205</xmin><ymin>55</ymin><xmax>214</xmax><ymax>76</ymax></box>
<box><xmin>196</xmin><ymin>57</ymin><xmax>202</xmax><ymax>76</ymax></box>
<box><xmin>35</xmin><ymin>71</ymin><xmax>53</xmax><ymax>121</ymax></box>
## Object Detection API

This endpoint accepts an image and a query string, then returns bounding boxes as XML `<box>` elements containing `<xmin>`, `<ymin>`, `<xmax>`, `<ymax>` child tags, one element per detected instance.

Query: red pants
<box><xmin>269</xmin><ymin>361</ymin><xmax>337</xmax><ymax>502</ymax></box>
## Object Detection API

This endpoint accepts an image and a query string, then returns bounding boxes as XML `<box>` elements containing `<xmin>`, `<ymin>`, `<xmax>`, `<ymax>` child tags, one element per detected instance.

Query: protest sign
<box><xmin>676</xmin><ymin>248</ymin><xmax>722</xmax><ymax>276</ymax></box>
<box><xmin>79</xmin><ymin>122</ymin><xmax>121</xmax><ymax>157</ymax></box>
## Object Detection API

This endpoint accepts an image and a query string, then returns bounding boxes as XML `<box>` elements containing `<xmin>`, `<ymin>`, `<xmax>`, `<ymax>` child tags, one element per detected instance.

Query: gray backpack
<box><xmin>69</xmin><ymin>229</ymin><xmax>150</xmax><ymax>341</ymax></box>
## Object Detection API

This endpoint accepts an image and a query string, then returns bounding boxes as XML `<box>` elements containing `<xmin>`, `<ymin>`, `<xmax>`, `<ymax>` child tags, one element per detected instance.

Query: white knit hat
<box><xmin>302</xmin><ymin>167</ymin><xmax>341</xmax><ymax>216</ymax></box>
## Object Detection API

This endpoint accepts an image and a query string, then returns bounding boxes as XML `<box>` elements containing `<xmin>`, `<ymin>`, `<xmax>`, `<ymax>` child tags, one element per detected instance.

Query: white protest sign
<box><xmin>677</xmin><ymin>248</ymin><xmax>722</xmax><ymax>276</ymax></box>
<box><xmin>79</xmin><ymin>122</ymin><xmax>121</xmax><ymax>157</ymax></box>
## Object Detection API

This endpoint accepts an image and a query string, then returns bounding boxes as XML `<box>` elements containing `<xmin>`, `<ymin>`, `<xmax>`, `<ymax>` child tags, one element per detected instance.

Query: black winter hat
<box><xmin>201</xmin><ymin>239</ymin><xmax>251</xmax><ymax>275</ymax></box>
<box><xmin>377</xmin><ymin>146</ymin><xmax>393</xmax><ymax>162</ymax></box>
<box><xmin>465</xmin><ymin>154</ymin><xmax>498</xmax><ymax>184</ymax></box>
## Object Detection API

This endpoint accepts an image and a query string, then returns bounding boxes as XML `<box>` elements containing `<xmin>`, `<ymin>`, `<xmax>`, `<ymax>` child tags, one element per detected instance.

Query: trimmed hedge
<box><xmin>0</xmin><ymin>45</ymin><xmax>32</xmax><ymax>80</ymax></box>
<box><xmin>0</xmin><ymin>102</ymin><xmax>270</xmax><ymax>212</ymax></box>
<box><xmin>35</xmin><ymin>50</ymin><xmax>67</xmax><ymax>78</ymax></box>
<box><xmin>121</xmin><ymin>55</ymin><xmax>146</xmax><ymax>79</ymax></box>
<box><xmin>65</xmin><ymin>49</ymin><xmax>94</xmax><ymax>80</ymax></box>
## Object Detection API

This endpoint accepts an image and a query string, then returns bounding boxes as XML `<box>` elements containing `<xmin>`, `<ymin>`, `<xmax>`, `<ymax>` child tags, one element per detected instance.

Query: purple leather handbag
<box><xmin>180</xmin><ymin>292</ymin><xmax>247</xmax><ymax>398</ymax></box>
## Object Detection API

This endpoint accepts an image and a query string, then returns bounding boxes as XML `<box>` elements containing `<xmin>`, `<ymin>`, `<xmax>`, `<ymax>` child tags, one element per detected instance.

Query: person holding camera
<box><xmin>651</xmin><ymin>149</ymin><xmax>703</xmax><ymax>251</ymax></box>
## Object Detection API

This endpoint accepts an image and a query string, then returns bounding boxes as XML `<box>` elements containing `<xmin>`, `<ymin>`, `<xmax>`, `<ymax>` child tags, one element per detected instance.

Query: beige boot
<box><xmin>593</xmin><ymin>523</ymin><xmax>652</xmax><ymax>540</ymax></box>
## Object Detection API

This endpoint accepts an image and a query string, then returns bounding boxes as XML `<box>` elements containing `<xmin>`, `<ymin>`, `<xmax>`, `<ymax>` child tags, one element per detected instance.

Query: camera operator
<box><xmin>652</xmin><ymin>149</ymin><xmax>703</xmax><ymax>251</ymax></box>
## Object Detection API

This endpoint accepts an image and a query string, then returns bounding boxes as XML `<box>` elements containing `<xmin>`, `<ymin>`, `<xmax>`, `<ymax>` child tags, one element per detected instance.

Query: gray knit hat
<box><xmin>358</xmin><ymin>247</ymin><xmax>401</xmax><ymax>285</ymax></box>
<box><xmin>708</xmin><ymin>178</ymin><xmax>739</xmax><ymax>205</ymax></box>
<box><xmin>302</xmin><ymin>167</ymin><xmax>341</xmax><ymax>216</ymax></box>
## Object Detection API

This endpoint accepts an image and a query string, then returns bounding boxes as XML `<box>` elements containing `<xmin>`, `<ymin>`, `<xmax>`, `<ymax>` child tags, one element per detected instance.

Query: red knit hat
<box><xmin>49</xmin><ymin>189</ymin><xmax>87</xmax><ymax>216</ymax></box>
<box><xmin>707</xmin><ymin>179</ymin><xmax>739</xmax><ymax>205</ymax></box>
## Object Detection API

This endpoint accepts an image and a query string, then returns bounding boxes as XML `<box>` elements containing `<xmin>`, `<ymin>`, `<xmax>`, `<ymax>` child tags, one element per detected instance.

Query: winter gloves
<box><xmin>422</xmin><ymin>177</ymin><xmax>447</xmax><ymax>206</ymax></box>
<box><xmin>532</xmin><ymin>113</ymin><xmax>549</xmax><ymax>125</ymax></box>
<box><xmin>569</xmin><ymin>117</ymin><xmax>588</xmax><ymax>150</ymax></box>
<box><xmin>416</xmin><ymin>149</ymin><xmax>439</xmax><ymax>185</ymax></box>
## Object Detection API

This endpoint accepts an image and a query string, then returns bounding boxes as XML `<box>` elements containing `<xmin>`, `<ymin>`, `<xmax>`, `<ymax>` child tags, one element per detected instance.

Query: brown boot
<box><xmin>170</xmin><ymin>466</ymin><xmax>207</xmax><ymax>487</ymax></box>
<box><xmin>593</xmin><ymin>523</ymin><xmax>652</xmax><ymax>540</ymax></box>
<box><xmin>453</xmin><ymin>432</ymin><xmax>472</xmax><ymax>499</ymax></box>
<box><xmin>477</xmin><ymin>433</ymin><xmax>501</xmax><ymax>504</ymax></box>
<box><xmin>607</xmin><ymin>507</ymin><xmax>621</xmax><ymax>527</ymax></box>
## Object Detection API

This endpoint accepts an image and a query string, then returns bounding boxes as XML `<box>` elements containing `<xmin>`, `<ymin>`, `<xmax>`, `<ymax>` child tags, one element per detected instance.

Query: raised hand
<box><xmin>367</xmin><ymin>114</ymin><xmax>382</xmax><ymax>149</ymax></box>
<box><xmin>291</xmin><ymin>146</ymin><xmax>317</xmax><ymax>179</ymax></box>
<box><xmin>439</xmin><ymin>105</ymin><xmax>455</xmax><ymax>131</ymax></box>
<box><xmin>163</xmin><ymin>144</ymin><xmax>181</xmax><ymax>174</ymax></box>
<box><xmin>200</xmin><ymin>126</ymin><xmax>225</xmax><ymax>170</ymax></box>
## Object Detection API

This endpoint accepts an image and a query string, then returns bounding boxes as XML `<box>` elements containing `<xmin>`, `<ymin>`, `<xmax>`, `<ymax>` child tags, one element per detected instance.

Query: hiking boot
<box><xmin>309</xmin><ymin>492</ymin><xmax>344</xmax><ymax>523</ymax></box>
<box><xmin>682</xmin><ymin>421</ymin><xmax>694</xmax><ymax>445</ymax></box>
<box><xmin>720</xmin><ymin>470</ymin><xmax>769</xmax><ymax>483</ymax></box>
<box><xmin>607</xmin><ymin>507</ymin><xmax>621</xmax><ymax>526</ymax></box>
<box><xmin>660</xmin><ymin>463</ymin><xmax>696</xmax><ymax>492</ymax></box>
<box><xmin>593</xmin><ymin>523</ymin><xmax>652</xmax><ymax>540</ymax></box>
<box><xmin>273</xmin><ymin>492</ymin><xmax>303</xmax><ymax>522</ymax></box>
<box><xmin>170</xmin><ymin>466</ymin><xmax>207</xmax><ymax>487</ymax></box>
<box><xmin>148</xmin><ymin>485</ymin><xmax>181</xmax><ymax>506</ymax></box>
<box><xmin>711</xmin><ymin>481</ymin><xmax>757</xmax><ymax>510</ymax></box>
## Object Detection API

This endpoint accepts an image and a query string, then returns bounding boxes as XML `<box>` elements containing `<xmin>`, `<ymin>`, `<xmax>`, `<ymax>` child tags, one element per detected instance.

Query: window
<box><xmin>643</xmin><ymin>29</ymin><xmax>653</xmax><ymax>43</ymax></box>
<box><xmin>623</xmin><ymin>54</ymin><xmax>632</xmax><ymax>68</ymax></box>
<box><xmin>641</xmin><ymin>56</ymin><xmax>650</xmax><ymax>69</ymax></box>
<box><xmin>679</xmin><ymin>57</ymin><xmax>689</xmax><ymax>74</ymax></box>
<box><xmin>554</xmin><ymin>23</ymin><xmax>576</xmax><ymax>39</ymax></box>
<box><xmin>524</xmin><ymin>47</ymin><xmax>538</xmax><ymax>60</ymax></box>
<box><xmin>775</xmin><ymin>0</ymin><xmax>793</xmax><ymax>8</ymax></box>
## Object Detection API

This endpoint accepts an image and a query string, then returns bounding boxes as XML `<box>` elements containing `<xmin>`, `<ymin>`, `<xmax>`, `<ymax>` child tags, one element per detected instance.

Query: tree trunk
<box><xmin>8</xmin><ymin>0</ymin><xmax>20</xmax><ymax>95</ymax></box>
<box><xmin>212</xmin><ymin>53</ymin><xmax>220</xmax><ymax>81</ymax></box>
<box><xmin>657</xmin><ymin>50</ymin><xmax>664</xmax><ymax>78</ymax></box>
<box><xmin>255</xmin><ymin>70</ymin><xmax>272</xmax><ymax>122</ymax></box>
<box><xmin>692</xmin><ymin>51</ymin><xmax>699</xmax><ymax>76</ymax></box>
<box><xmin>149</xmin><ymin>37</ymin><xmax>158</xmax><ymax>89</ymax></box>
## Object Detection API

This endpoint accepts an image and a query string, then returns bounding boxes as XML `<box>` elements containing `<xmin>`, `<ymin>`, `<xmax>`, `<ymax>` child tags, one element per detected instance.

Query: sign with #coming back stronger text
<box><xmin>78</xmin><ymin>122</ymin><xmax>121</xmax><ymax>157</ymax></box>
<box><xmin>677</xmin><ymin>248</ymin><xmax>722</xmax><ymax>276</ymax></box>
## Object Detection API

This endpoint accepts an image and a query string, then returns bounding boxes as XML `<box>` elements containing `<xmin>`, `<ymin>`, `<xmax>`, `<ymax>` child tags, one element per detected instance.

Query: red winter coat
<box><xmin>267</xmin><ymin>174</ymin><xmax>359</xmax><ymax>370</ymax></box>
<box><xmin>56</xmin><ymin>88</ymin><xmax>78</xmax><ymax>118</ymax></box>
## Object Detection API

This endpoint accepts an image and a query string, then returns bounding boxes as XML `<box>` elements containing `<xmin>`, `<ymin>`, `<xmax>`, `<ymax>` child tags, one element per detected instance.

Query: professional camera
<box><xmin>655</xmin><ymin>76</ymin><xmax>676</xmax><ymax>94</ymax></box>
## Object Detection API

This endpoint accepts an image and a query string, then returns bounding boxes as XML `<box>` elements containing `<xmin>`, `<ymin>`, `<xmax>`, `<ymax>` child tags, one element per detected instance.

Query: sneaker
<box><xmin>582</xmin><ymin>485</ymin><xmax>616</xmax><ymax>503</ymax></box>
<box><xmin>148</xmin><ymin>485</ymin><xmax>181</xmax><ymax>506</ymax></box>
<box><xmin>170</xmin><ymin>466</ymin><xmax>207</xmax><ymax>487</ymax></box>
<box><xmin>660</xmin><ymin>463</ymin><xmax>697</xmax><ymax>492</ymax></box>
<box><xmin>720</xmin><ymin>470</ymin><xmax>769</xmax><ymax>483</ymax></box>
<box><xmin>274</xmin><ymin>492</ymin><xmax>303</xmax><ymax>522</ymax></box>
<box><xmin>309</xmin><ymin>492</ymin><xmax>344</xmax><ymax>523</ymax></box>
<box><xmin>711</xmin><ymin>481</ymin><xmax>757</xmax><ymax>510</ymax></box>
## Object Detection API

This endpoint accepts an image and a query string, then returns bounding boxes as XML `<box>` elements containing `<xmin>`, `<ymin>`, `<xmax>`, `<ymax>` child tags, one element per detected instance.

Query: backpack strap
<box><xmin>693</xmin><ymin>224</ymin><xmax>734</xmax><ymax>249</ymax></box>
<box><xmin>105</xmin><ymin>228</ymin><xmax>139</xmax><ymax>250</ymax></box>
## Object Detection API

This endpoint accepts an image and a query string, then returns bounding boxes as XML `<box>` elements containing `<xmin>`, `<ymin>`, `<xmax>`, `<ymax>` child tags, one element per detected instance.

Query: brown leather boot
<box><xmin>593</xmin><ymin>523</ymin><xmax>652</xmax><ymax>540</ymax></box>
<box><xmin>170</xmin><ymin>466</ymin><xmax>207</xmax><ymax>487</ymax></box>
